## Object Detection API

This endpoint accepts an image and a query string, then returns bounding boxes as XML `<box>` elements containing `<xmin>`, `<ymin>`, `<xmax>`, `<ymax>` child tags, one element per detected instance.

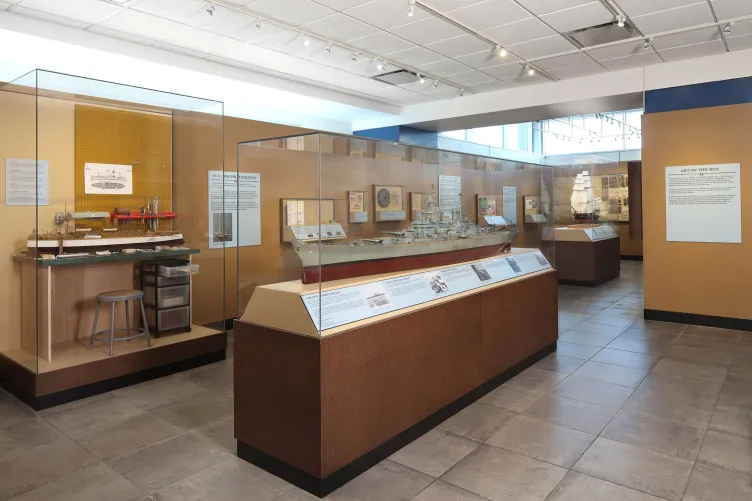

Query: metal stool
<box><xmin>89</xmin><ymin>290</ymin><xmax>151</xmax><ymax>357</ymax></box>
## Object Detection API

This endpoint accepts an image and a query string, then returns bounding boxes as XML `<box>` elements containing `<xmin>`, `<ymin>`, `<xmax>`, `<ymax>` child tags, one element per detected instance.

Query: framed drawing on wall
<box><xmin>348</xmin><ymin>190</ymin><xmax>368</xmax><ymax>223</ymax></box>
<box><xmin>374</xmin><ymin>185</ymin><xmax>407</xmax><ymax>222</ymax></box>
<box><xmin>280</xmin><ymin>198</ymin><xmax>341</xmax><ymax>243</ymax></box>
<box><xmin>476</xmin><ymin>194</ymin><xmax>498</xmax><ymax>222</ymax></box>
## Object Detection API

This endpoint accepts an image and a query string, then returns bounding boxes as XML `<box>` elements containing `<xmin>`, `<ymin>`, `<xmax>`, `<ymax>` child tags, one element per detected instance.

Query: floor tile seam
<box><xmin>651</xmin><ymin>365</ymin><xmax>729</xmax><ymax>385</ymax></box>
<box><xmin>480</xmin><ymin>438</ymin><xmax>588</xmax><ymax>472</ymax></box>
<box><xmin>187</xmin><ymin>411</ymin><xmax>235</xmax><ymax>435</ymax></box>
<box><xmin>99</xmin><ymin>459</ymin><xmax>150</xmax><ymax>499</ymax></box>
<box><xmin>596</xmin><ymin>422</ymin><xmax>704</xmax><ymax>463</ymax></box>
<box><xmin>102</xmin><ymin>429</ymin><xmax>206</xmax><ymax>466</ymax></box>
<box><xmin>150</xmin><ymin>392</ymin><xmax>235</xmax><ymax>427</ymax></box>
<box><xmin>610</xmin><ymin>405</ymin><xmax>712</xmax><ymax>431</ymax></box>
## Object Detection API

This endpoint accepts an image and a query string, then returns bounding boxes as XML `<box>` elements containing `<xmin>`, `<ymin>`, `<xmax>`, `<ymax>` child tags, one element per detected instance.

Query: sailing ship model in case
<box><xmin>570</xmin><ymin>171</ymin><xmax>602</xmax><ymax>222</ymax></box>
<box><xmin>292</xmin><ymin>190</ymin><xmax>518</xmax><ymax>284</ymax></box>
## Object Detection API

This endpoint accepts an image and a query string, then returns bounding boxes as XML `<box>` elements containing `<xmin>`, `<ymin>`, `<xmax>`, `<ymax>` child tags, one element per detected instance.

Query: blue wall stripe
<box><xmin>399</xmin><ymin>126</ymin><xmax>439</xmax><ymax>148</ymax></box>
<box><xmin>645</xmin><ymin>77</ymin><xmax>752</xmax><ymax>114</ymax></box>
<box><xmin>353</xmin><ymin>126</ymin><xmax>400</xmax><ymax>141</ymax></box>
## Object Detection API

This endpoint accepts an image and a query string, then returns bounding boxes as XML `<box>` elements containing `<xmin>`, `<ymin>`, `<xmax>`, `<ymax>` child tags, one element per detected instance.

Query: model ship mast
<box><xmin>570</xmin><ymin>171</ymin><xmax>600</xmax><ymax>221</ymax></box>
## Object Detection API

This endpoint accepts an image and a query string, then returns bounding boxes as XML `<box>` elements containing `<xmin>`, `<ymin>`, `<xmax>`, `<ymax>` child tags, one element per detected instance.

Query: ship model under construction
<box><xmin>292</xmin><ymin>190</ymin><xmax>518</xmax><ymax>284</ymax></box>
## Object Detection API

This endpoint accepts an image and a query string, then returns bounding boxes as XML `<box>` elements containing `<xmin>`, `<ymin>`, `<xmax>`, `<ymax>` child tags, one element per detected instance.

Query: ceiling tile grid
<box><xmin>630</xmin><ymin>2</ymin><xmax>714</xmax><ymax>35</ymax></box>
<box><xmin>540</xmin><ymin>1</ymin><xmax>614</xmax><ymax>33</ymax></box>
<box><xmin>446</xmin><ymin>0</ymin><xmax>530</xmax><ymax>31</ymax></box>
<box><xmin>711</xmin><ymin>0</ymin><xmax>752</xmax><ymax>20</ymax></box>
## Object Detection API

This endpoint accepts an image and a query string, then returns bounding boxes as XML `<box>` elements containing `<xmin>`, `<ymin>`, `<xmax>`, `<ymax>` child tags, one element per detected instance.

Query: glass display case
<box><xmin>0</xmin><ymin>70</ymin><xmax>225</xmax><ymax>395</ymax></box>
<box><xmin>235</xmin><ymin>133</ymin><xmax>555</xmax><ymax>336</ymax></box>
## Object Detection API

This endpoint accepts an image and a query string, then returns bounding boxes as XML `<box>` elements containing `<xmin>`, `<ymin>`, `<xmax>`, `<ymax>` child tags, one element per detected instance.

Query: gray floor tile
<box><xmin>606</xmin><ymin>337</ymin><xmax>671</xmax><ymax>356</ymax></box>
<box><xmin>36</xmin><ymin>393</ymin><xmax>113</xmax><ymax>417</ymax></box>
<box><xmin>8</xmin><ymin>464</ymin><xmax>144</xmax><ymax>501</ymax></box>
<box><xmin>486</xmin><ymin>415</ymin><xmax>595</xmax><ymax>468</ymax></box>
<box><xmin>665</xmin><ymin>345</ymin><xmax>734</xmax><ymax>367</ymax></box>
<box><xmin>556</xmin><ymin>341</ymin><xmax>602</xmax><ymax>360</ymax></box>
<box><xmin>151</xmin><ymin>392</ymin><xmax>234</xmax><ymax>430</ymax></box>
<box><xmin>522</xmin><ymin>395</ymin><xmax>616</xmax><ymax>435</ymax></box>
<box><xmin>548</xmin><ymin>471</ymin><xmax>666</xmax><ymax>501</ymax></box>
<box><xmin>218</xmin><ymin>386</ymin><xmax>235</xmax><ymax>400</ymax></box>
<box><xmin>572</xmin><ymin>361</ymin><xmax>649</xmax><ymax>387</ymax></box>
<box><xmin>567</xmin><ymin>321</ymin><xmax>628</xmax><ymax>336</ymax></box>
<box><xmin>559</xmin><ymin>318</ymin><xmax>584</xmax><ymax>330</ymax></box>
<box><xmin>0</xmin><ymin>389</ymin><xmax>35</xmax><ymax>427</ymax></box>
<box><xmin>727</xmin><ymin>359</ymin><xmax>752</xmax><ymax>385</ymax></box>
<box><xmin>738</xmin><ymin>342</ymin><xmax>752</xmax><ymax>354</ymax></box>
<box><xmin>192</xmin><ymin>415</ymin><xmax>236</xmax><ymax>453</ymax></box>
<box><xmin>709</xmin><ymin>405</ymin><xmax>752</xmax><ymax>439</ymax></box>
<box><xmin>389</xmin><ymin>429</ymin><xmax>479</xmax><ymax>477</ymax></box>
<box><xmin>674</xmin><ymin>335</ymin><xmax>737</xmax><ymax>353</ymax></box>
<box><xmin>441</xmin><ymin>445</ymin><xmax>567</xmax><ymax>501</ymax></box>
<box><xmin>559</xmin><ymin>312</ymin><xmax>592</xmax><ymax>323</ymax></box>
<box><xmin>652</xmin><ymin>358</ymin><xmax>728</xmax><ymax>384</ymax></box>
<box><xmin>438</xmin><ymin>402</ymin><xmax>514</xmax><ymax>442</ymax></box>
<box><xmin>112</xmin><ymin>377</ymin><xmax>208</xmax><ymax>410</ymax></box>
<box><xmin>328</xmin><ymin>460</ymin><xmax>433</xmax><ymax>501</ymax></box>
<box><xmin>591</xmin><ymin>349</ymin><xmax>661</xmax><ymax>370</ymax></box>
<box><xmin>106</xmin><ymin>433</ymin><xmax>231</xmax><ymax>493</ymax></box>
<box><xmin>410</xmin><ymin>480</ymin><xmax>487</xmax><ymax>501</ymax></box>
<box><xmin>698</xmin><ymin>430</ymin><xmax>752</xmax><ymax>475</ymax></box>
<box><xmin>629</xmin><ymin>320</ymin><xmax>686</xmax><ymax>334</ymax></box>
<box><xmin>0</xmin><ymin>436</ymin><xmax>98</xmax><ymax>501</ymax></box>
<box><xmin>573</xmin><ymin>438</ymin><xmax>693</xmax><ymax>501</ymax></box>
<box><xmin>560</xmin><ymin>331</ymin><xmax>620</xmax><ymax>348</ymax></box>
<box><xmin>274</xmin><ymin>487</ymin><xmax>326</xmax><ymax>501</ymax></box>
<box><xmin>178</xmin><ymin>362</ymin><xmax>234</xmax><ymax>391</ymax></box>
<box><xmin>150</xmin><ymin>455</ymin><xmax>293</xmax><ymax>501</ymax></box>
<box><xmin>503</xmin><ymin>368</ymin><xmax>567</xmax><ymax>393</ymax></box>
<box><xmin>619</xmin><ymin>328</ymin><xmax>679</xmax><ymax>344</ymax></box>
<box><xmin>587</xmin><ymin>314</ymin><xmax>636</xmax><ymax>328</ymax></box>
<box><xmin>43</xmin><ymin>396</ymin><xmax>142</xmax><ymax>437</ymax></box>
<box><xmin>601</xmin><ymin>411</ymin><xmax>705</xmax><ymax>460</ymax></box>
<box><xmin>0</xmin><ymin>418</ymin><xmax>61</xmax><ymax>456</ymax></box>
<box><xmin>683</xmin><ymin>326</ymin><xmax>742</xmax><ymax>341</ymax></box>
<box><xmin>684</xmin><ymin>463</ymin><xmax>752</xmax><ymax>501</ymax></box>
<box><xmin>718</xmin><ymin>381</ymin><xmax>752</xmax><ymax>411</ymax></box>
<box><xmin>479</xmin><ymin>385</ymin><xmax>545</xmax><ymax>414</ymax></box>
<box><xmin>552</xmin><ymin>376</ymin><xmax>634</xmax><ymax>408</ymax></box>
<box><xmin>533</xmin><ymin>353</ymin><xmax>585</xmax><ymax>375</ymax></box>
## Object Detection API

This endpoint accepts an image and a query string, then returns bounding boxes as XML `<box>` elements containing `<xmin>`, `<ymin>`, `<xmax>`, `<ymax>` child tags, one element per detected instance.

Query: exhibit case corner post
<box><xmin>0</xmin><ymin>69</ymin><xmax>226</xmax><ymax>407</ymax></box>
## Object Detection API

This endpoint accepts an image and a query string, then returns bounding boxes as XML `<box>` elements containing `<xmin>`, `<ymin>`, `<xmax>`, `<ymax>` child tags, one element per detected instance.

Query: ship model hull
<box><xmin>27</xmin><ymin>233</ymin><xmax>185</xmax><ymax>256</ymax></box>
<box><xmin>295</xmin><ymin>232</ymin><xmax>516</xmax><ymax>284</ymax></box>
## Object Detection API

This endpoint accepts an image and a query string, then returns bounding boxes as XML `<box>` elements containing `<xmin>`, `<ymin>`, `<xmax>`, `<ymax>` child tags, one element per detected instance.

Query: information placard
<box><xmin>502</xmin><ymin>186</ymin><xmax>517</xmax><ymax>224</ymax></box>
<box><xmin>208</xmin><ymin>171</ymin><xmax>261</xmax><ymax>249</ymax></box>
<box><xmin>5</xmin><ymin>158</ymin><xmax>48</xmax><ymax>206</ymax></box>
<box><xmin>301</xmin><ymin>251</ymin><xmax>552</xmax><ymax>331</ymax></box>
<box><xmin>665</xmin><ymin>164</ymin><xmax>741</xmax><ymax>243</ymax></box>
<box><xmin>439</xmin><ymin>175</ymin><xmax>461</xmax><ymax>215</ymax></box>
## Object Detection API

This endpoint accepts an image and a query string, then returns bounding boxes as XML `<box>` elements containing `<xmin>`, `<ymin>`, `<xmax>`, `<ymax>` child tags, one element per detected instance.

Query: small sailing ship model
<box><xmin>570</xmin><ymin>171</ymin><xmax>601</xmax><ymax>222</ymax></box>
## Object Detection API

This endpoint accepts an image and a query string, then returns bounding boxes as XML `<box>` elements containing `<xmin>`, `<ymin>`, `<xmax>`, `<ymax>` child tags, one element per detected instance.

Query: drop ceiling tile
<box><xmin>444</xmin><ymin>70</ymin><xmax>495</xmax><ymax>85</ymax></box>
<box><xmin>631</xmin><ymin>2</ymin><xmax>714</xmax><ymax>35</ymax></box>
<box><xmin>651</xmin><ymin>26</ymin><xmax>721</xmax><ymax>50</ymax></box>
<box><xmin>343</xmin><ymin>0</ymin><xmax>432</xmax><ymax>31</ymax></box>
<box><xmin>534</xmin><ymin>51</ymin><xmax>592</xmax><ymax>70</ymax></box>
<box><xmin>86</xmin><ymin>26</ymin><xmax>155</xmax><ymax>46</ymax></box>
<box><xmin>712</xmin><ymin>0</ymin><xmax>752</xmax><ymax>19</ymax></box>
<box><xmin>481</xmin><ymin>17</ymin><xmax>556</xmax><ymax>46</ymax></box>
<box><xmin>468</xmin><ymin>79</ymin><xmax>511</xmax><ymax>92</ymax></box>
<box><xmin>455</xmin><ymin>49</ymin><xmax>520</xmax><ymax>68</ymax></box>
<box><xmin>615</xmin><ymin>0</ymin><xmax>703</xmax><ymax>18</ymax></box>
<box><xmin>417</xmin><ymin>59</ymin><xmax>472</xmax><ymax>77</ymax></box>
<box><xmin>483</xmin><ymin>62</ymin><xmax>525</xmax><ymax>79</ymax></box>
<box><xmin>424</xmin><ymin>34</ymin><xmax>493</xmax><ymax>58</ymax></box>
<box><xmin>346</xmin><ymin>57</ymin><xmax>388</xmax><ymax>76</ymax></box>
<box><xmin>600</xmin><ymin>51</ymin><xmax>663</xmax><ymax>70</ymax></box>
<box><xmin>388</xmin><ymin>46</ymin><xmax>446</xmax><ymax>66</ymax></box>
<box><xmin>301</xmin><ymin>65</ymin><xmax>367</xmax><ymax>85</ymax></box>
<box><xmin>389</xmin><ymin>16</ymin><xmax>467</xmax><ymax>45</ymax></box>
<box><xmin>199</xmin><ymin>8</ymin><xmax>281</xmax><ymax>42</ymax></box>
<box><xmin>586</xmin><ymin>40</ymin><xmax>651</xmax><ymax>61</ymax></box>
<box><xmin>540</xmin><ymin>2</ymin><xmax>614</xmax><ymax>33</ymax></box>
<box><xmin>727</xmin><ymin>19</ymin><xmax>752</xmax><ymax>37</ymax></box>
<box><xmin>9</xmin><ymin>5</ymin><xmax>91</xmax><ymax>28</ymax></box>
<box><xmin>348</xmin><ymin>31</ymin><xmax>416</xmax><ymax>55</ymax></box>
<box><xmin>0</xmin><ymin>1</ymin><xmax>11</xmax><ymax>9</ymax></box>
<box><xmin>14</xmin><ymin>0</ymin><xmax>122</xmax><ymax>24</ymax></box>
<box><xmin>336</xmin><ymin>76</ymin><xmax>392</xmax><ymax>91</ymax></box>
<box><xmin>305</xmin><ymin>43</ymin><xmax>357</xmax><ymax>65</ymax></box>
<box><xmin>301</xmin><ymin>13</ymin><xmax>379</xmax><ymax>42</ymax></box>
<box><xmin>505</xmin><ymin>73</ymin><xmax>550</xmax><ymax>86</ymax></box>
<box><xmin>727</xmin><ymin>33</ymin><xmax>752</xmax><ymax>51</ymax></box>
<box><xmin>394</xmin><ymin>92</ymin><xmax>438</xmax><ymax>104</ymax></box>
<box><xmin>252</xmin><ymin>28</ymin><xmax>300</xmax><ymax>51</ymax></box>
<box><xmin>152</xmin><ymin>42</ymin><xmax>213</xmax><ymax>59</ymax></box>
<box><xmin>448</xmin><ymin>0</ymin><xmax>529</xmax><ymax>31</ymax></box>
<box><xmin>132</xmin><ymin>0</ymin><xmax>209</xmax><ymax>26</ymax></box>
<box><xmin>515</xmin><ymin>0</ymin><xmax>593</xmax><ymax>16</ymax></box>
<box><xmin>423</xmin><ymin>0</ymin><xmax>485</xmax><ymax>11</ymax></box>
<box><xmin>243</xmin><ymin>0</ymin><xmax>334</xmax><ymax>26</ymax></box>
<box><xmin>166</xmin><ymin>27</ymin><xmax>253</xmax><ymax>58</ymax></box>
<box><xmin>424</xmin><ymin>86</ymin><xmax>463</xmax><ymax>99</ymax></box>
<box><xmin>507</xmin><ymin>35</ymin><xmax>576</xmax><ymax>59</ymax></box>
<box><xmin>314</xmin><ymin>0</ymin><xmax>373</xmax><ymax>10</ymax></box>
<box><xmin>398</xmin><ymin>78</ymin><xmax>439</xmax><ymax>92</ymax></box>
<box><xmin>549</xmin><ymin>62</ymin><xmax>606</xmax><ymax>79</ymax></box>
<box><xmin>658</xmin><ymin>39</ymin><xmax>727</xmax><ymax>61</ymax></box>
<box><xmin>99</xmin><ymin>9</ymin><xmax>191</xmax><ymax>41</ymax></box>
<box><xmin>369</xmin><ymin>85</ymin><xmax>425</xmax><ymax>101</ymax></box>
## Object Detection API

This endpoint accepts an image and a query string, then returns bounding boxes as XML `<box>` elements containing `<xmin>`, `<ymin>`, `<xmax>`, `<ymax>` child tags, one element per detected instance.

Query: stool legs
<box><xmin>125</xmin><ymin>300</ymin><xmax>131</xmax><ymax>342</ymax></box>
<box><xmin>140</xmin><ymin>298</ymin><xmax>152</xmax><ymax>348</ymax></box>
<box><xmin>89</xmin><ymin>301</ymin><xmax>101</xmax><ymax>349</ymax></box>
<box><xmin>110</xmin><ymin>302</ymin><xmax>116</xmax><ymax>357</ymax></box>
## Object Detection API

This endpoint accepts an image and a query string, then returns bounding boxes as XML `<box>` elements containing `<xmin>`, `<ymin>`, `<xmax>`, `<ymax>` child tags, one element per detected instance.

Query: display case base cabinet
<box><xmin>555</xmin><ymin>238</ymin><xmax>620</xmax><ymax>286</ymax></box>
<box><xmin>234</xmin><ymin>270</ymin><xmax>558</xmax><ymax>498</ymax></box>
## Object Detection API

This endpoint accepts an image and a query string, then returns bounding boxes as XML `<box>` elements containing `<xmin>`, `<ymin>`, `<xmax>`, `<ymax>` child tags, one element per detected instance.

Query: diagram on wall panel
<box><xmin>208</xmin><ymin>171</ymin><xmax>261</xmax><ymax>249</ymax></box>
<box><xmin>84</xmin><ymin>163</ymin><xmax>133</xmax><ymax>195</ymax></box>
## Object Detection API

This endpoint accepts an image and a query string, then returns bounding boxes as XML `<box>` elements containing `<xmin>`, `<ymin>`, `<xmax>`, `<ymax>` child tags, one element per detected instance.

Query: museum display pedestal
<box><xmin>547</xmin><ymin>225</ymin><xmax>620</xmax><ymax>286</ymax></box>
<box><xmin>234</xmin><ymin>249</ymin><xmax>558</xmax><ymax>497</ymax></box>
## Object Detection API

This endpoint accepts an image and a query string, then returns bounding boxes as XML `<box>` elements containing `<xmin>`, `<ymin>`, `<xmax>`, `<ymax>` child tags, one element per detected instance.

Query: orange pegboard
<box><xmin>75</xmin><ymin>104</ymin><xmax>173</xmax><ymax>229</ymax></box>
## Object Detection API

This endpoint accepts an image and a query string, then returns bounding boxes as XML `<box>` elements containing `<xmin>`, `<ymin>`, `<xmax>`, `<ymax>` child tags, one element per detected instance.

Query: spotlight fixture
<box><xmin>527</xmin><ymin>65</ymin><xmax>535</xmax><ymax>76</ymax></box>
<box><xmin>351</xmin><ymin>52</ymin><xmax>359</xmax><ymax>62</ymax></box>
<box><xmin>302</xmin><ymin>37</ymin><xmax>310</xmax><ymax>47</ymax></box>
<box><xmin>433</xmin><ymin>79</ymin><xmax>440</xmax><ymax>88</ymax></box>
<box><xmin>325</xmin><ymin>43</ymin><xmax>332</xmax><ymax>53</ymax></box>
<box><xmin>617</xmin><ymin>16</ymin><xmax>625</xmax><ymax>28</ymax></box>
<box><xmin>376</xmin><ymin>60</ymin><xmax>384</xmax><ymax>71</ymax></box>
<box><xmin>408</xmin><ymin>0</ymin><xmax>415</xmax><ymax>16</ymax></box>
<box><xmin>255</xmin><ymin>19</ymin><xmax>262</xmax><ymax>29</ymax></box>
<box><xmin>458</xmin><ymin>88</ymin><xmax>465</xmax><ymax>97</ymax></box>
<box><xmin>724</xmin><ymin>23</ymin><xmax>732</xmax><ymax>34</ymax></box>
<box><xmin>643</xmin><ymin>39</ymin><xmax>651</xmax><ymax>49</ymax></box>
<box><xmin>205</xmin><ymin>0</ymin><xmax>215</xmax><ymax>16</ymax></box>
<box><xmin>497</xmin><ymin>45</ymin><xmax>507</xmax><ymax>58</ymax></box>
<box><xmin>418</xmin><ymin>73</ymin><xmax>425</xmax><ymax>84</ymax></box>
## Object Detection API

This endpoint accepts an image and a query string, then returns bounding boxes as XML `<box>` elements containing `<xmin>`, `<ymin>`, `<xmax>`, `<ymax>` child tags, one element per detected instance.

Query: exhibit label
<box><xmin>301</xmin><ymin>251</ymin><xmax>552</xmax><ymax>331</ymax></box>
<box><xmin>208</xmin><ymin>171</ymin><xmax>261</xmax><ymax>249</ymax></box>
<box><xmin>502</xmin><ymin>186</ymin><xmax>517</xmax><ymax>224</ymax></box>
<box><xmin>665</xmin><ymin>164</ymin><xmax>741</xmax><ymax>243</ymax></box>
<box><xmin>439</xmin><ymin>175</ymin><xmax>461</xmax><ymax>215</ymax></box>
<box><xmin>5</xmin><ymin>158</ymin><xmax>48</xmax><ymax>206</ymax></box>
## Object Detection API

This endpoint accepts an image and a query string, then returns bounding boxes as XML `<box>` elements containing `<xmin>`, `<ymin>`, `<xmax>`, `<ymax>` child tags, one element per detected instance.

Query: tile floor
<box><xmin>1</xmin><ymin>261</ymin><xmax>752</xmax><ymax>500</ymax></box>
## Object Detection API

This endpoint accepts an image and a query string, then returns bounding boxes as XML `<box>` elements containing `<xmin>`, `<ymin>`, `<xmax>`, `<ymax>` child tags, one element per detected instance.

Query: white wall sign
<box><xmin>502</xmin><ymin>186</ymin><xmax>517</xmax><ymax>224</ymax></box>
<box><xmin>208</xmin><ymin>171</ymin><xmax>260</xmax><ymax>249</ymax></box>
<box><xmin>301</xmin><ymin>251</ymin><xmax>551</xmax><ymax>331</ymax></box>
<box><xmin>84</xmin><ymin>163</ymin><xmax>132</xmax><ymax>195</ymax></box>
<box><xmin>665</xmin><ymin>164</ymin><xmax>741</xmax><ymax>243</ymax></box>
<box><xmin>5</xmin><ymin>158</ymin><xmax>49</xmax><ymax>206</ymax></box>
<box><xmin>438</xmin><ymin>175</ymin><xmax>461</xmax><ymax>215</ymax></box>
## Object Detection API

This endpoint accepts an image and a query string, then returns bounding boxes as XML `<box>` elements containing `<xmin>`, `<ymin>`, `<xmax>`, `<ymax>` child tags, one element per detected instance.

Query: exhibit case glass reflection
<box><xmin>0</xmin><ymin>70</ymin><xmax>226</xmax><ymax>405</ymax></box>
<box><xmin>236</xmin><ymin>133</ymin><xmax>556</xmax><ymax>336</ymax></box>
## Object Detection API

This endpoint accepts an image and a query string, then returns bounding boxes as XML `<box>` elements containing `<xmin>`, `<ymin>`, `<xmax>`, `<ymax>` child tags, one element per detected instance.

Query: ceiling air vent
<box><xmin>371</xmin><ymin>70</ymin><xmax>420</xmax><ymax>86</ymax></box>
<box><xmin>566</xmin><ymin>21</ymin><xmax>640</xmax><ymax>48</ymax></box>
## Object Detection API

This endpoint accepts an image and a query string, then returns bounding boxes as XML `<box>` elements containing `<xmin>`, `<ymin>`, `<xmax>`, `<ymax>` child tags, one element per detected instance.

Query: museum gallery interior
<box><xmin>0</xmin><ymin>1</ymin><xmax>752</xmax><ymax>500</ymax></box>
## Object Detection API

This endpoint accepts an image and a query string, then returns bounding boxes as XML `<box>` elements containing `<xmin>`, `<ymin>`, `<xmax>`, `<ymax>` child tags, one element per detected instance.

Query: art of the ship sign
<box><xmin>665</xmin><ymin>164</ymin><xmax>741</xmax><ymax>243</ymax></box>
<box><xmin>208</xmin><ymin>171</ymin><xmax>261</xmax><ymax>249</ymax></box>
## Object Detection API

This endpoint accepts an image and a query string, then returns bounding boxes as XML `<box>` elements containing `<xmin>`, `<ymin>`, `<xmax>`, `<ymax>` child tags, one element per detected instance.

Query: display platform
<box><xmin>546</xmin><ymin>225</ymin><xmax>620</xmax><ymax>286</ymax></box>
<box><xmin>234</xmin><ymin>249</ymin><xmax>558</xmax><ymax>497</ymax></box>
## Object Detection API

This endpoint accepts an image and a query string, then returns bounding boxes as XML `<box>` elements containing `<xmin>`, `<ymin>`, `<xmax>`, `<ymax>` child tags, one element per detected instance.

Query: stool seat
<box><xmin>96</xmin><ymin>290</ymin><xmax>144</xmax><ymax>302</ymax></box>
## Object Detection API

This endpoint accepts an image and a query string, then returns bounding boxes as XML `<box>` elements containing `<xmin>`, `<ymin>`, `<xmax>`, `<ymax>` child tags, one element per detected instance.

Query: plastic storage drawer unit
<box><xmin>146</xmin><ymin>306</ymin><xmax>190</xmax><ymax>332</ymax></box>
<box><xmin>143</xmin><ymin>284</ymin><xmax>190</xmax><ymax>309</ymax></box>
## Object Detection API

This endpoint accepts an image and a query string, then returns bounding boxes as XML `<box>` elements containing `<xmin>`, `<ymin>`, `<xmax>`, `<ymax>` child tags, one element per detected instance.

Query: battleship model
<box><xmin>570</xmin><ymin>171</ymin><xmax>602</xmax><ymax>222</ymax></box>
<box><xmin>292</xmin><ymin>190</ymin><xmax>518</xmax><ymax>283</ymax></box>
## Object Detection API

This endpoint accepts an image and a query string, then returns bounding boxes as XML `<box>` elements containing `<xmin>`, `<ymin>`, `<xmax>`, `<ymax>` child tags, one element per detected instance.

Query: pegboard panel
<box><xmin>75</xmin><ymin>105</ymin><xmax>173</xmax><ymax>228</ymax></box>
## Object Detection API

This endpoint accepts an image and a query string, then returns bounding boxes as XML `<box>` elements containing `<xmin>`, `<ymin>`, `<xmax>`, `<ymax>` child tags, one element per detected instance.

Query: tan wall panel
<box><xmin>643</xmin><ymin>105</ymin><xmax>752</xmax><ymax>320</ymax></box>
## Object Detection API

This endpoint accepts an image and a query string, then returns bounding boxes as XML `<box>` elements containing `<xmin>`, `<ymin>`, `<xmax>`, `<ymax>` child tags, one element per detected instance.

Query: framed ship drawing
<box><xmin>374</xmin><ymin>185</ymin><xmax>407</xmax><ymax>222</ymax></box>
<box><xmin>348</xmin><ymin>190</ymin><xmax>368</xmax><ymax>223</ymax></box>
<box><xmin>476</xmin><ymin>194</ymin><xmax>497</xmax><ymax>222</ymax></box>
